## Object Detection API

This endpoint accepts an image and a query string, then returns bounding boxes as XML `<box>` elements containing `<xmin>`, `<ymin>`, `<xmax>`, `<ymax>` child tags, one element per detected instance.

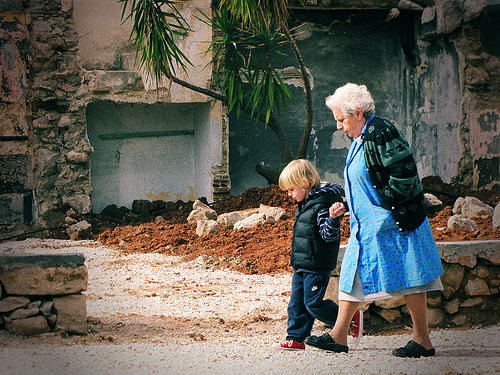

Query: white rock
<box><xmin>493</xmin><ymin>202</ymin><xmax>500</xmax><ymax>232</ymax></box>
<box><xmin>217</xmin><ymin>212</ymin><xmax>243</xmax><ymax>228</ymax></box>
<box><xmin>193</xmin><ymin>199</ymin><xmax>216</xmax><ymax>214</ymax></box>
<box><xmin>453</xmin><ymin>196</ymin><xmax>494</xmax><ymax>218</ymax></box>
<box><xmin>66</xmin><ymin>220</ymin><xmax>92</xmax><ymax>240</ymax></box>
<box><xmin>258</xmin><ymin>204</ymin><xmax>287</xmax><ymax>221</ymax></box>
<box><xmin>187</xmin><ymin>209</ymin><xmax>217</xmax><ymax>223</ymax></box>
<box><xmin>234</xmin><ymin>213</ymin><xmax>269</xmax><ymax>230</ymax></box>
<box><xmin>447</xmin><ymin>214</ymin><xmax>479</xmax><ymax>231</ymax></box>
<box><xmin>238</xmin><ymin>207</ymin><xmax>260</xmax><ymax>219</ymax></box>
<box><xmin>195</xmin><ymin>220</ymin><xmax>219</xmax><ymax>237</ymax></box>
<box><xmin>424</xmin><ymin>193</ymin><xmax>443</xmax><ymax>212</ymax></box>
<box><xmin>188</xmin><ymin>200</ymin><xmax>217</xmax><ymax>223</ymax></box>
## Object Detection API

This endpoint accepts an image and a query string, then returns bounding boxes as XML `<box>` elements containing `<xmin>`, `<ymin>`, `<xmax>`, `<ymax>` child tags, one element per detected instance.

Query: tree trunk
<box><xmin>266</xmin><ymin>115</ymin><xmax>293</xmax><ymax>166</ymax></box>
<box><xmin>253</xmin><ymin>27</ymin><xmax>314</xmax><ymax>184</ymax></box>
<box><xmin>254</xmin><ymin>163</ymin><xmax>281</xmax><ymax>186</ymax></box>
<box><xmin>254</xmin><ymin>115</ymin><xmax>293</xmax><ymax>185</ymax></box>
<box><xmin>284</xmin><ymin>27</ymin><xmax>313</xmax><ymax>160</ymax></box>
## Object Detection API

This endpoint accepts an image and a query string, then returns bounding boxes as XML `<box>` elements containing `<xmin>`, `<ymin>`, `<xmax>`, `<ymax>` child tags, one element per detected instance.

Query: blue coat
<box><xmin>339</xmin><ymin>118</ymin><xmax>444</xmax><ymax>294</ymax></box>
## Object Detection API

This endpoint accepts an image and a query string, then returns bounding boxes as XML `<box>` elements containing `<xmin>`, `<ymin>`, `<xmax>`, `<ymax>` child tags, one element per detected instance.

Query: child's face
<box><xmin>287</xmin><ymin>186</ymin><xmax>310</xmax><ymax>202</ymax></box>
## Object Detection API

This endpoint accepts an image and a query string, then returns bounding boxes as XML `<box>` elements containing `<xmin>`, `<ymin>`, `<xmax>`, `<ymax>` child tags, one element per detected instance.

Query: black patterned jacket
<box><xmin>362</xmin><ymin>116</ymin><xmax>427</xmax><ymax>231</ymax></box>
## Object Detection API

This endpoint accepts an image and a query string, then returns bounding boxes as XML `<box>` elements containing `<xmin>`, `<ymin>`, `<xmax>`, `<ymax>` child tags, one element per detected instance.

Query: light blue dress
<box><xmin>339</xmin><ymin>134</ymin><xmax>444</xmax><ymax>295</ymax></box>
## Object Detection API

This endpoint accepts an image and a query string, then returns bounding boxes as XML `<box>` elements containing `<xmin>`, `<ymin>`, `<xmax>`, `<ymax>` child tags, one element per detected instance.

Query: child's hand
<box><xmin>329</xmin><ymin>202</ymin><xmax>346</xmax><ymax>218</ymax></box>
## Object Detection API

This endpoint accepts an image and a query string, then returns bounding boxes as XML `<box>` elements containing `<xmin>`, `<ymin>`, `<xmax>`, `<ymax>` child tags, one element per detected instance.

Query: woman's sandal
<box><xmin>392</xmin><ymin>340</ymin><xmax>436</xmax><ymax>358</ymax></box>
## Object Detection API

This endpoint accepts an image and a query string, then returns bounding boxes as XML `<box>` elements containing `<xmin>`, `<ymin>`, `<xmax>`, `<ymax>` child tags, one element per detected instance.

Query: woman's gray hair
<box><xmin>325</xmin><ymin>83</ymin><xmax>375</xmax><ymax>119</ymax></box>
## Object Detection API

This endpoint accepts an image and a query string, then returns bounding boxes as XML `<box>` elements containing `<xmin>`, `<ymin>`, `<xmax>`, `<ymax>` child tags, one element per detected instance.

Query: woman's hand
<box><xmin>329</xmin><ymin>202</ymin><xmax>346</xmax><ymax>218</ymax></box>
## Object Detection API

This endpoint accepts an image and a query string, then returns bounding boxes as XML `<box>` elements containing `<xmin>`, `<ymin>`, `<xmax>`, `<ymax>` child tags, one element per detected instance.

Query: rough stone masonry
<box><xmin>0</xmin><ymin>252</ymin><xmax>88</xmax><ymax>336</ymax></box>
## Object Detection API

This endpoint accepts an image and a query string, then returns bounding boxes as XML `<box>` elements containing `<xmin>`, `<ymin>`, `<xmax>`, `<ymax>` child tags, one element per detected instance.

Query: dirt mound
<box><xmin>95</xmin><ymin>180</ymin><xmax>499</xmax><ymax>275</ymax></box>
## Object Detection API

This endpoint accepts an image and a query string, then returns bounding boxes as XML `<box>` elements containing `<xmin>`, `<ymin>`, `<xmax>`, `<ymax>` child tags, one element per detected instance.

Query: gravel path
<box><xmin>1</xmin><ymin>239</ymin><xmax>499</xmax><ymax>375</ymax></box>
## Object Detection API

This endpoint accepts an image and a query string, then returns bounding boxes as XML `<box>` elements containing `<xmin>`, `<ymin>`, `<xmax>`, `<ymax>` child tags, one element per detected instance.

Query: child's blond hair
<box><xmin>279</xmin><ymin>159</ymin><xmax>321</xmax><ymax>191</ymax></box>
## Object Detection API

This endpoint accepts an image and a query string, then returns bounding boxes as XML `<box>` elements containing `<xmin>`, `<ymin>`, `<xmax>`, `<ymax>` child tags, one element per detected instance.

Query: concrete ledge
<box><xmin>437</xmin><ymin>240</ymin><xmax>500</xmax><ymax>267</ymax></box>
<box><xmin>0</xmin><ymin>253</ymin><xmax>85</xmax><ymax>272</ymax></box>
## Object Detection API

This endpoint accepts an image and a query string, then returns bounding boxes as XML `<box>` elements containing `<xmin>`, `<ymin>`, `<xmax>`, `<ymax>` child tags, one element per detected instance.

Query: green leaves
<box><xmin>120</xmin><ymin>0</ymin><xmax>192</xmax><ymax>84</ymax></box>
<box><xmin>120</xmin><ymin>0</ymin><xmax>297</xmax><ymax>125</ymax></box>
<box><xmin>198</xmin><ymin>5</ymin><xmax>296</xmax><ymax>124</ymax></box>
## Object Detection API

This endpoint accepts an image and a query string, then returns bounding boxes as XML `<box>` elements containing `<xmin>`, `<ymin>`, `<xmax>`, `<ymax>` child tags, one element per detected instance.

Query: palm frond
<box><xmin>120</xmin><ymin>0</ymin><xmax>192</xmax><ymax>84</ymax></box>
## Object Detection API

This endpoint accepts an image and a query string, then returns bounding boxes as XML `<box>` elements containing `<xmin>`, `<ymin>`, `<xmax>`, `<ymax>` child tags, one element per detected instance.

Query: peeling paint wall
<box><xmin>0</xmin><ymin>0</ymin><xmax>229</xmax><ymax>232</ymax></box>
<box><xmin>2</xmin><ymin>0</ymin><xmax>500</xmax><ymax>233</ymax></box>
<box><xmin>72</xmin><ymin>0</ymin><xmax>228</xmax><ymax>213</ymax></box>
<box><xmin>0</xmin><ymin>8</ymin><xmax>32</xmax><ymax>229</ymax></box>
<box><xmin>230</xmin><ymin>0</ymin><xmax>500</xmax><ymax>195</ymax></box>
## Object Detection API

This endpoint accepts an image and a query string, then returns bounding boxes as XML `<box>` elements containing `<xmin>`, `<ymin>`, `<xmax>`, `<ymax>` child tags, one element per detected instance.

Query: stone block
<box><xmin>53</xmin><ymin>294</ymin><xmax>87</xmax><ymax>335</ymax></box>
<box><xmin>373</xmin><ymin>295</ymin><xmax>406</xmax><ymax>309</ymax></box>
<box><xmin>441</xmin><ymin>263</ymin><xmax>465</xmax><ymax>292</ymax></box>
<box><xmin>0</xmin><ymin>253</ymin><xmax>87</xmax><ymax>295</ymax></box>
<box><xmin>465</xmin><ymin>278</ymin><xmax>490</xmax><ymax>296</ymax></box>
<box><xmin>0</xmin><ymin>265</ymin><xmax>87</xmax><ymax>295</ymax></box>
<box><xmin>9</xmin><ymin>307</ymin><xmax>39</xmax><ymax>320</ymax></box>
<box><xmin>39</xmin><ymin>301</ymin><xmax>53</xmax><ymax>317</ymax></box>
<box><xmin>460</xmin><ymin>297</ymin><xmax>484</xmax><ymax>308</ymax></box>
<box><xmin>427</xmin><ymin>308</ymin><xmax>446</xmax><ymax>327</ymax></box>
<box><xmin>0</xmin><ymin>296</ymin><xmax>30</xmax><ymax>313</ymax></box>
<box><xmin>372</xmin><ymin>307</ymin><xmax>401</xmax><ymax>323</ymax></box>
<box><xmin>0</xmin><ymin>253</ymin><xmax>85</xmax><ymax>271</ymax></box>
<box><xmin>452</xmin><ymin>314</ymin><xmax>468</xmax><ymax>326</ymax></box>
<box><xmin>324</xmin><ymin>276</ymin><xmax>339</xmax><ymax>303</ymax></box>
<box><xmin>444</xmin><ymin>298</ymin><xmax>460</xmax><ymax>314</ymax></box>
<box><xmin>4</xmin><ymin>315</ymin><xmax>50</xmax><ymax>336</ymax></box>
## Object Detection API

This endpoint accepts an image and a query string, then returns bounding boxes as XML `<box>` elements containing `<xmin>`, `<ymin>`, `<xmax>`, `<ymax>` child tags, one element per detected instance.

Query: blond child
<box><xmin>272</xmin><ymin>159</ymin><xmax>359</xmax><ymax>350</ymax></box>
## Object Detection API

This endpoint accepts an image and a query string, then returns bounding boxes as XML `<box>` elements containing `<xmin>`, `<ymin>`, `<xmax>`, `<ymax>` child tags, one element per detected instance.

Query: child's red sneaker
<box><xmin>272</xmin><ymin>340</ymin><xmax>306</xmax><ymax>350</ymax></box>
<box><xmin>350</xmin><ymin>310</ymin><xmax>363</xmax><ymax>345</ymax></box>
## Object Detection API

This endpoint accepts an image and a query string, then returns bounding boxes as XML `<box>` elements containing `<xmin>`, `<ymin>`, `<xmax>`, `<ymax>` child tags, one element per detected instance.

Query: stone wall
<box><xmin>326</xmin><ymin>240</ymin><xmax>500</xmax><ymax>330</ymax></box>
<box><xmin>0</xmin><ymin>0</ymin><xmax>230</xmax><ymax>235</ymax></box>
<box><xmin>0</xmin><ymin>253</ymin><xmax>88</xmax><ymax>336</ymax></box>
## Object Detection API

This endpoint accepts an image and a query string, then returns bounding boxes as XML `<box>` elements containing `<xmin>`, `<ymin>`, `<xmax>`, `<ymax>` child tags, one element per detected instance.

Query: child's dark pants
<box><xmin>286</xmin><ymin>270</ymin><xmax>339</xmax><ymax>342</ymax></box>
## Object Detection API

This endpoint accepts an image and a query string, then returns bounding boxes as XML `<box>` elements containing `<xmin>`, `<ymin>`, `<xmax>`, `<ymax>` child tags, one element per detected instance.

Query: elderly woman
<box><xmin>305</xmin><ymin>83</ymin><xmax>444</xmax><ymax>357</ymax></box>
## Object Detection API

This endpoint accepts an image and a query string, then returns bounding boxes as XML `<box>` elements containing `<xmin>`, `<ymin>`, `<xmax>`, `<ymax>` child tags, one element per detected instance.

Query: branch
<box><xmin>161</xmin><ymin>68</ymin><xmax>292</xmax><ymax>165</ymax></box>
<box><xmin>161</xmin><ymin>67</ymin><xmax>228</xmax><ymax>104</ymax></box>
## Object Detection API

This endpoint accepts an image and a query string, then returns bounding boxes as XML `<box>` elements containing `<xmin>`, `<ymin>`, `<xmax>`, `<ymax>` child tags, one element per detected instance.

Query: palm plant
<box><xmin>119</xmin><ymin>0</ymin><xmax>314</xmax><ymax>183</ymax></box>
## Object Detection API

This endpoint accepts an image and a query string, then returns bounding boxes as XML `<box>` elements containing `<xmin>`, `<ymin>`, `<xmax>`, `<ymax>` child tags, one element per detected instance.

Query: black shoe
<box><xmin>304</xmin><ymin>333</ymin><xmax>349</xmax><ymax>353</ymax></box>
<box><xmin>392</xmin><ymin>340</ymin><xmax>436</xmax><ymax>358</ymax></box>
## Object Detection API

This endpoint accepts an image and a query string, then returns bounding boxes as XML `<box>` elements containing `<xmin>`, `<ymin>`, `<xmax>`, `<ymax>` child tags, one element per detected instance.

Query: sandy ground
<box><xmin>0</xmin><ymin>238</ymin><xmax>499</xmax><ymax>375</ymax></box>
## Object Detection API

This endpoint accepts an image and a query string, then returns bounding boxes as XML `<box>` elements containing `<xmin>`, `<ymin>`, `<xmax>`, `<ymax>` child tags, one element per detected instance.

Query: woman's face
<box><xmin>332</xmin><ymin>108</ymin><xmax>366</xmax><ymax>139</ymax></box>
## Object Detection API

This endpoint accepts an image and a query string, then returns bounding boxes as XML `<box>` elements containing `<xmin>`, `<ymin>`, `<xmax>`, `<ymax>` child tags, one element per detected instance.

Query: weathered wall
<box><xmin>229</xmin><ymin>0</ymin><xmax>500</xmax><ymax>195</ymax></box>
<box><xmin>1</xmin><ymin>0</ymin><xmax>500</xmax><ymax>232</ymax></box>
<box><xmin>0</xmin><ymin>0</ymin><xmax>229</xmax><ymax>232</ymax></box>
<box><xmin>0</xmin><ymin>5</ymin><xmax>32</xmax><ymax>229</ymax></box>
